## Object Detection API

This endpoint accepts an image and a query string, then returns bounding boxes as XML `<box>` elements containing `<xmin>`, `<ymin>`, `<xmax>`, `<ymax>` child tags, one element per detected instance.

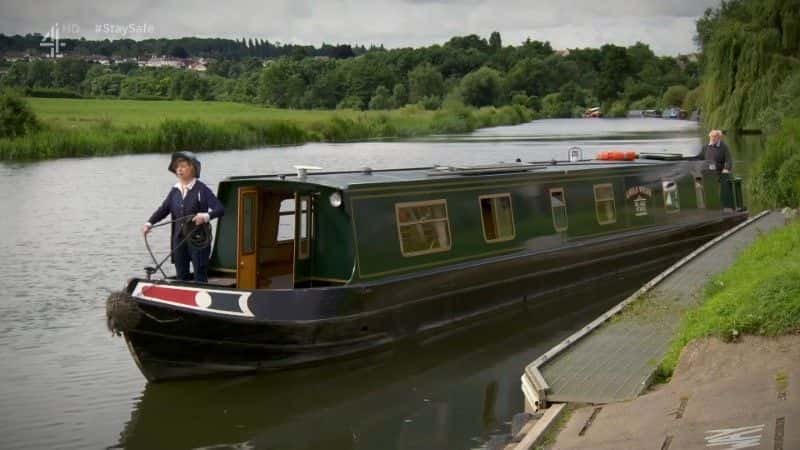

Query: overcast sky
<box><xmin>0</xmin><ymin>0</ymin><xmax>721</xmax><ymax>55</ymax></box>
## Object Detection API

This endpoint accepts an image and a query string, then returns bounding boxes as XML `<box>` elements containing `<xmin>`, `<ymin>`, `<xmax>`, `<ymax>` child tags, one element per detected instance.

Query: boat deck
<box><xmin>524</xmin><ymin>210</ymin><xmax>785</xmax><ymax>405</ymax></box>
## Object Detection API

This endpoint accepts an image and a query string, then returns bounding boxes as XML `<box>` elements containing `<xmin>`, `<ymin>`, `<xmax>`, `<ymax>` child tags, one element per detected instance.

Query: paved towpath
<box><xmin>551</xmin><ymin>335</ymin><xmax>800</xmax><ymax>450</ymax></box>
<box><xmin>538</xmin><ymin>211</ymin><xmax>786</xmax><ymax>404</ymax></box>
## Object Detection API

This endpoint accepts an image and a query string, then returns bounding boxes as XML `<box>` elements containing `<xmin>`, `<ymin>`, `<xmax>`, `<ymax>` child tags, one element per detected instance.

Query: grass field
<box><xmin>657</xmin><ymin>220</ymin><xmax>800</xmax><ymax>379</ymax></box>
<box><xmin>27</xmin><ymin>98</ymin><xmax>432</xmax><ymax>129</ymax></box>
<box><xmin>1</xmin><ymin>98</ymin><xmax>532</xmax><ymax>160</ymax></box>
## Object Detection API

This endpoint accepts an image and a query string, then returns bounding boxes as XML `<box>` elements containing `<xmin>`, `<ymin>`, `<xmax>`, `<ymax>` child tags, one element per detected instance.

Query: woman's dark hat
<box><xmin>168</xmin><ymin>151</ymin><xmax>202</xmax><ymax>178</ymax></box>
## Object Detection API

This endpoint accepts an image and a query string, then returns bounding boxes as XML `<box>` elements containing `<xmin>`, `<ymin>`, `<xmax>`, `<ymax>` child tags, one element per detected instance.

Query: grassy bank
<box><xmin>657</xmin><ymin>220</ymin><xmax>800</xmax><ymax>379</ymax></box>
<box><xmin>0</xmin><ymin>98</ymin><xmax>532</xmax><ymax>160</ymax></box>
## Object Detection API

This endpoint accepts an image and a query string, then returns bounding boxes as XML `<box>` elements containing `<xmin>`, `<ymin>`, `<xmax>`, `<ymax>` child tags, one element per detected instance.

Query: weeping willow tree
<box><xmin>700</xmin><ymin>0</ymin><xmax>800</xmax><ymax>131</ymax></box>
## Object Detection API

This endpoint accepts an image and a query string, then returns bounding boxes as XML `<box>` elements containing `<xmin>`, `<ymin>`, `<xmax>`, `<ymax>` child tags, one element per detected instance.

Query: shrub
<box><xmin>25</xmin><ymin>88</ymin><xmax>83</xmax><ymax>99</ymax></box>
<box><xmin>0</xmin><ymin>91</ymin><xmax>39</xmax><ymax>138</ymax></box>
<box><xmin>418</xmin><ymin>95</ymin><xmax>442</xmax><ymax>110</ymax></box>
<box><xmin>750</xmin><ymin>117</ymin><xmax>800</xmax><ymax>207</ymax></box>
<box><xmin>661</xmin><ymin>85</ymin><xmax>689</xmax><ymax>108</ymax></box>
<box><xmin>607</xmin><ymin>100</ymin><xmax>629</xmax><ymax>118</ymax></box>
<box><xmin>630</xmin><ymin>95</ymin><xmax>658</xmax><ymax>110</ymax></box>
<box><xmin>336</xmin><ymin>95</ymin><xmax>364</xmax><ymax>110</ymax></box>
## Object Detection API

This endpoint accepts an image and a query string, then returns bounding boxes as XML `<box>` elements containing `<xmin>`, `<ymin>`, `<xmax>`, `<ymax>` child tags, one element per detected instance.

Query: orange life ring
<box><xmin>597</xmin><ymin>151</ymin><xmax>638</xmax><ymax>161</ymax></box>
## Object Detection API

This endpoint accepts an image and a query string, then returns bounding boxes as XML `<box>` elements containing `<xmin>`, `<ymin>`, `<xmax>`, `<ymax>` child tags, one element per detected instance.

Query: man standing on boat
<box><xmin>700</xmin><ymin>129</ymin><xmax>732</xmax><ymax>174</ymax></box>
<box><xmin>142</xmin><ymin>151</ymin><xmax>224</xmax><ymax>282</ymax></box>
<box><xmin>696</xmin><ymin>129</ymin><xmax>735</xmax><ymax>210</ymax></box>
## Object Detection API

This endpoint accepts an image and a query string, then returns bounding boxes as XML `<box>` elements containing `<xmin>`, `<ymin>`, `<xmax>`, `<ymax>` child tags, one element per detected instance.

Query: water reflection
<box><xmin>116</xmin><ymin>269</ymin><xmax>660</xmax><ymax>450</ymax></box>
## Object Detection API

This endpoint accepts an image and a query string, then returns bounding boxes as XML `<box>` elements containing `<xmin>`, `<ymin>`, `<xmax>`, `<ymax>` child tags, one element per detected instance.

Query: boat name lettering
<box><xmin>625</xmin><ymin>186</ymin><xmax>652</xmax><ymax>199</ymax></box>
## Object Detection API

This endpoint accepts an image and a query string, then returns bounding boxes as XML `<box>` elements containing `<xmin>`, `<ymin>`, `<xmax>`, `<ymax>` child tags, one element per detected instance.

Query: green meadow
<box><xmin>0</xmin><ymin>98</ymin><xmax>532</xmax><ymax>160</ymax></box>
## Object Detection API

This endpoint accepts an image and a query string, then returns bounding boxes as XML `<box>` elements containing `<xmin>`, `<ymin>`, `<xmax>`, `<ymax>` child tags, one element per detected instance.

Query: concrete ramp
<box><xmin>522</xmin><ymin>211</ymin><xmax>785</xmax><ymax>409</ymax></box>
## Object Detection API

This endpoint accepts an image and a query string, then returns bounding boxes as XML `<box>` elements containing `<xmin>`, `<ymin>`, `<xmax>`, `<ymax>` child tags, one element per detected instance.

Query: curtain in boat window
<box><xmin>396</xmin><ymin>201</ymin><xmax>451</xmax><ymax>256</ymax></box>
<box><xmin>480</xmin><ymin>194</ymin><xmax>515</xmax><ymax>242</ymax></box>
<box><xmin>594</xmin><ymin>184</ymin><xmax>617</xmax><ymax>225</ymax></box>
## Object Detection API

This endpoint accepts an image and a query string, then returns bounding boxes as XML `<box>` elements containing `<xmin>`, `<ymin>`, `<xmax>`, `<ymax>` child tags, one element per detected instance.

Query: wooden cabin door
<box><xmin>293</xmin><ymin>194</ymin><xmax>313</xmax><ymax>287</ymax></box>
<box><xmin>236</xmin><ymin>187</ymin><xmax>259</xmax><ymax>289</ymax></box>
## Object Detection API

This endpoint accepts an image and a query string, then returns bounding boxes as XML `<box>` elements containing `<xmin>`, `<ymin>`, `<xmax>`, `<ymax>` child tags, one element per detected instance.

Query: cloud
<box><xmin>0</xmin><ymin>0</ymin><xmax>720</xmax><ymax>54</ymax></box>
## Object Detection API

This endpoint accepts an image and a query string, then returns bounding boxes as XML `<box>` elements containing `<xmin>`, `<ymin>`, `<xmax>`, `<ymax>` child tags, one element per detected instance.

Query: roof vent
<box><xmin>294</xmin><ymin>165</ymin><xmax>322</xmax><ymax>180</ymax></box>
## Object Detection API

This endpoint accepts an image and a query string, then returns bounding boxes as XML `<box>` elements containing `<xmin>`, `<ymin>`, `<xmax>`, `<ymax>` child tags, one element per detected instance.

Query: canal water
<box><xmin>0</xmin><ymin>119</ymin><xmax>764</xmax><ymax>450</ymax></box>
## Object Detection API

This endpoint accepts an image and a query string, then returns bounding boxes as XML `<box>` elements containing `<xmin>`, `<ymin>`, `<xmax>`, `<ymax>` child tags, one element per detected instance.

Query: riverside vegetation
<box><xmin>1</xmin><ymin>30</ymin><xmax>704</xmax><ymax>160</ymax></box>
<box><xmin>657</xmin><ymin>220</ymin><xmax>800</xmax><ymax>379</ymax></box>
<box><xmin>694</xmin><ymin>0</ymin><xmax>800</xmax><ymax>207</ymax></box>
<box><xmin>1</xmin><ymin>31</ymin><xmax>701</xmax><ymax>119</ymax></box>
<box><xmin>0</xmin><ymin>95</ymin><xmax>531</xmax><ymax>160</ymax></box>
<box><xmin>657</xmin><ymin>0</ymin><xmax>800</xmax><ymax>380</ymax></box>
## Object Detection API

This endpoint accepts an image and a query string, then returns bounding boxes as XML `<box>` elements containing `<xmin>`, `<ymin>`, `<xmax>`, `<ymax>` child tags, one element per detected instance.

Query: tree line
<box><xmin>0</xmin><ymin>34</ymin><xmax>366</xmax><ymax>60</ymax></box>
<box><xmin>0</xmin><ymin>32</ymin><xmax>701</xmax><ymax>117</ymax></box>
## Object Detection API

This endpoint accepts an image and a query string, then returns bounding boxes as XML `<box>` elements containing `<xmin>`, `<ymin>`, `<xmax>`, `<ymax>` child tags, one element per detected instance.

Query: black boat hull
<box><xmin>122</xmin><ymin>213</ymin><xmax>746</xmax><ymax>381</ymax></box>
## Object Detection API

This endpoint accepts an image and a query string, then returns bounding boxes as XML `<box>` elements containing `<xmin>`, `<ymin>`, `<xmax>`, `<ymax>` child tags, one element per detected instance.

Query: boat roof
<box><xmin>223</xmin><ymin>156</ymin><xmax>684</xmax><ymax>191</ymax></box>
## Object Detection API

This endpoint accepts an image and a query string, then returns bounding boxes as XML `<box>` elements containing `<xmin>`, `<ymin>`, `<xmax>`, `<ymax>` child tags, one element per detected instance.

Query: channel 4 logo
<box><xmin>40</xmin><ymin>23</ymin><xmax>79</xmax><ymax>58</ymax></box>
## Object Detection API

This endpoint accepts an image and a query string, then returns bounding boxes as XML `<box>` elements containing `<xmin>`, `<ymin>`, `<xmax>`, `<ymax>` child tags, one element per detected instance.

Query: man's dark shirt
<box><xmin>697</xmin><ymin>141</ymin><xmax>732</xmax><ymax>173</ymax></box>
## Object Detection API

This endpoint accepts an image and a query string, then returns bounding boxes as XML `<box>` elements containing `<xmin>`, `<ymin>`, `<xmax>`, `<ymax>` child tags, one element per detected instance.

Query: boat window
<box><xmin>298</xmin><ymin>196</ymin><xmax>311</xmax><ymax>260</ymax></box>
<box><xmin>694</xmin><ymin>177</ymin><xmax>705</xmax><ymax>209</ymax></box>
<box><xmin>594</xmin><ymin>183</ymin><xmax>617</xmax><ymax>225</ymax></box>
<box><xmin>549</xmin><ymin>188</ymin><xmax>568</xmax><ymax>232</ymax></box>
<box><xmin>479</xmin><ymin>193</ymin><xmax>515</xmax><ymax>243</ymax></box>
<box><xmin>663</xmin><ymin>180</ymin><xmax>680</xmax><ymax>213</ymax></box>
<box><xmin>395</xmin><ymin>200</ymin><xmax>452</xmax><ymax>257</ymax></box>
<box><xmin>278</xmin><ymin>199</ymin><xmax>295</xmax><ymax>241</ymax></box>
<box><xmin>242</xmin><ymin>193</ymin><xmax>256</xmax><ymax>255</ymax></box>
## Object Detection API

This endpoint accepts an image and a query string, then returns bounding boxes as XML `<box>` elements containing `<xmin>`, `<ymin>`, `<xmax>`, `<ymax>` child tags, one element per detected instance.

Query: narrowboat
<box><xmin>108</xmin><ymin>149</ymin><xmax>748</xmax><ymax>381</ymax></box>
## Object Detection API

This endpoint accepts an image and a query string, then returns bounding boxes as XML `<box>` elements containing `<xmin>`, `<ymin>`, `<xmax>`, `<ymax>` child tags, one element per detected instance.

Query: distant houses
<box><xmin>0</xmin><ymin>52</ymin><xmax>211</xmax><ymax>72</ymax></box>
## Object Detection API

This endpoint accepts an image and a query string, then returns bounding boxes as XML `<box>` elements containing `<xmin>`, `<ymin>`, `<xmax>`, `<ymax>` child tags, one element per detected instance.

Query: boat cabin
<box><xmin>208</xmin><ymin>159</ymin><xmax>737</xmax><ymax>290</ymax></box>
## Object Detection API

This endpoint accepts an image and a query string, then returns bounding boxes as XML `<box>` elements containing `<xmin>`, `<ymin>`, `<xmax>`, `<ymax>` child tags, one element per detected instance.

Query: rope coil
<box><xmin>145</xmin><ymin>215</ymin><xmax>213</xmax><ymax>279</ymax></box>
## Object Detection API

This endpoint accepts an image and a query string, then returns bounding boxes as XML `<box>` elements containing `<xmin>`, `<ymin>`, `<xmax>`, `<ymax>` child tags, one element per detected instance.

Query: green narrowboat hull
<box><xmin>112</xmin><ymin>158</ymin><xmax>749</xmax><ymax>380</ymax></box>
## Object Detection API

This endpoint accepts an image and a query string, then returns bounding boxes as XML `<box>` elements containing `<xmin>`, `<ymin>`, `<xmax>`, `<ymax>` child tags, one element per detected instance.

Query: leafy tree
<box><xmin>115</xmin><ymin>60</ymin><xmax>139</xmax><ymax>75</ymax></box>
<box><xmin>511</xmin><ymin>92</ymin><xmax>531</xmax><ymax>108</ymax></box>
<box><xmin>408</xmin><ymin>63</ymin><xmax>444</xmax><ymax>103</ymax></box>
<box><xmin>258</xmin><ymin>58</ymin><xmax>306</xmax><ymax>107</ymax></box>
<box><xmin>340</xmin><ymin>54</ymin><xmax>396</xmax><ymax>106</ymax></box>
<box><xmin>337</xmin><ymin>95</ymin><xmax>363</xmax><ymax>110</ymax></box>
<box><xmin>629</xmin><ymin>95</ymin><xmax>658</xmax><ymax>110</ymax></box>
<box><xmin>662</xmin><ymin>85</ymin><xmax>689</xmax><ymax>107</ymax></box>
<box><xmin>392</xmin><ymin>83</ymin><xmax>408</xmax><ymax>107</ymax></box>
<box><xmin>1</xmin><ymin>62</ymin><xmax>27</xmax><ymax>87</ymax></box>
<box><xmin>682</xmin><ymin>86</ymin><xmax>704</xmax><ymax>113</ymax></box>
<box><xmin>459</xmin><ymin>66</ymin><xmax>504</xmax><ymax>107</ymax></box>
<box><xmin>0</xmin><ymin>90</ymin><xmax>39</xmax><ymax>138</ymax></box>
<box><xmin>559</xmin><ymin>81</ymin><xmax>588</xmax><ymax>107</ymax></box>
<box><xmin>489</xmin><ymin>31</ymin><xmax>502</xmax><ymax>52</ymax></box>
<box><xmin>541</xmin><ymin>93</ymin><xmax>572</xmax><ymax>118</ymax></box>
<box><xmin>507</xmin><ymin>58</ymin><xmax>549</xmax><ymax>97</ymax></box>
<box><xmin>90</xmin><ymin>73</ymin><xmax>125</xmax><ymax>97</ymax></box>
<box><xmin>596</xmin><ymin>44</ymin><xmax>630</xmax><ymax>102</ymax></box>
<box><xmin>369</xmin><ymin>85</ymin><xmax>393</xmax><ymax>110</ymax></box>
<box><xmin>626</xmin><ymin>42</ymin><xmax>656</xmax><ymax>74</ymax></box>
<box><xmin>418</xmin><ymin>95</ymin><xmax>442</xmax><ymax>110</ymax></box>
<box><xmin>308</xmin><ymin>65</ymin><xmax>346</xmax><ymax>109</ymax></box>
<box><xmin>53</xmin><ymin>58</ymin><xmax>89</xmax><ymax>89</ymax></box>
<box><xmin>27</xmin><ymin>59</ymin><xmax>53</xmax><ymax>88</ymax></box>
<box><xmin>607</xmin><ymin>100</ymin><xmax>628</xmax><ymax>118</ymax></box>
<box><xmin>699</xmin><ymin>0</ymin><xmax>800</xmax><ymax>130</ymax></box>
<box><xmin>169</xmin><ymin>45</ymin><xmax>189</xmax><ymax>58</ymax></box>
